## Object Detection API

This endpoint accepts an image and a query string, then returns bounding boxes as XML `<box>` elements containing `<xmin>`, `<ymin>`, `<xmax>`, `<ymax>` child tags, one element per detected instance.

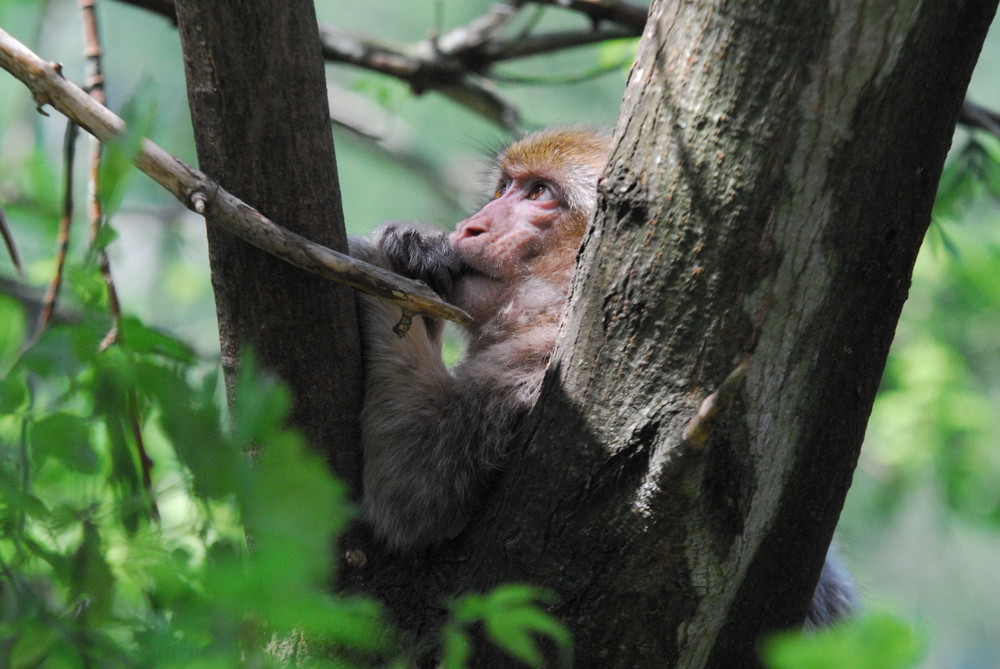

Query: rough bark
<box><xmin>173</xmin><ymin>0</ymin><xmax>362</xmax><ymax>487</ymax></box>
<box><xmin>341</xmin><ymin>0</ymin><xmax>997</xmax><ymax>667</ymax></box>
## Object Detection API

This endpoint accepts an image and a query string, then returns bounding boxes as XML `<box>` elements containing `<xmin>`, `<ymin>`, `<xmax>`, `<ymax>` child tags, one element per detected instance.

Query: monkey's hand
<box><xmin>376</xmin><ymin>224</ymin><xmax>463</xmax><ymax>299</ymax></box>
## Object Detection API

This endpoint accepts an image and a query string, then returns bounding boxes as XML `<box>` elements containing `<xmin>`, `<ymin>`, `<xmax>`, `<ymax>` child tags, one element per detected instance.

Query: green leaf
<box><xmin>88</xmin><ymin>221</ymin><xmax>119</xmax><ymax>255</ymax></box>
<box><xmin>231</xmin><ymin>352</ymin><xmax>292</xmax><ymax>446</ymax></box>
<box><xmin>446</xmin><ymin>585</ymin><xmax>572</xmax><ymax>668</ymax></box>
<box><xmin>70</xmin><ymin>521</ymin><xmax>116</xmax><ymax>625</ymax></box>
<box><xmin>0</xmin><ymin>294</ymin><xmax>26</xmax><ymax>371</ymax></box>
<box><xmin>157</xmin><ymin>373</ymin><xmax>236</xmax><ymax>500</ymax></box>
<box><xmin>762</xmin><ymin>611</ymin><xmax>924</xmax><ymax>669</ymax></box>
<box><xmin>30</xmin><ymin>411</ymin><xmax>100</xmax><ymax>474</ymax></box>
<box><xmin>120</xmin><ymin>316</ymin><xmax>197</xmax><ymax>363</ymax></box>
<box><xmin>241</xmin><ymin>432</ymin><xmax>349</xmax><ymax>593</ymax></box>
<box><xmin>485</xmin><ymin>617</ymin><xmax>545</xmax><ymax>667</ymax></box>
<box><xmin>20</xmin><ymin>151</ymin><xmax>60</xmax><ymax>216</ymax></box>
<box><xmin>18</xmin><ymin>321</ymin><xmax>100</xmax><ymax>378</ymax></box>
<box><xmin>441</xmin><ymin>623</ymin><xmax>473</xmax><ymax>669</ymax></box>
<box><xmin>8</xmin><ymin>624</ymin><xmax>58</xmax><ymax>669</ymax></box>
<box><xmin>0</xmin><ymin>375</ymin><xmax>28</xmax><ymax>413</ymax></box>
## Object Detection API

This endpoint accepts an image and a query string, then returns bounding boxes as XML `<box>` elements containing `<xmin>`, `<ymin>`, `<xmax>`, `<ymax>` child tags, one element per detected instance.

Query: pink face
<box><xmin>446</xmin><ymin>174</ymin><xmax>567</xmax><ymax>324</ymax></box>
<box><xmin>449</xmin><ymin>175</ymin><xmax>564</xmax><ymax>280</ymax></box>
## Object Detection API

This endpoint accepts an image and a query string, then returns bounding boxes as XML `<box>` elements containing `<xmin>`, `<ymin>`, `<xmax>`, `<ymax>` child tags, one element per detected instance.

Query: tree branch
<box><xmin>111</xmin><ymin>0</ymin><xmax>645</xmax><ymax>130</ymax></box>
<box><xmin>959</xmin><ymin>98</ymin><xmax>1000</xmax><ymax>140</ymax></box>
<box><xmin>0</xmin><ymin>27</ymin><xmax>471</xmax><ymax>327</ymax></box>
<box><xmin>532</xmin><ymin>0</ymin><xmax>648</xmax><ymax>31</ymax></box>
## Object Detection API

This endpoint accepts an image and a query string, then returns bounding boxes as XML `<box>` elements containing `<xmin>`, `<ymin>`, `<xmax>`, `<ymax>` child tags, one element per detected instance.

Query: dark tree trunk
<box><xmin>341</xmin><ymin>1</ymin><xmax>998</xmax><ymax>667</ymax></box>
<box><xmin>173</xmin><ymin>0</ymin><xmax>362</xmax><ymax>488</ymax></box>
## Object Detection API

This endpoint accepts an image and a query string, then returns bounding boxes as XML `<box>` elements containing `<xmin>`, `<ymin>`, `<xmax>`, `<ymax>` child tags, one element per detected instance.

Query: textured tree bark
<box><xmin>173</xmin><ymin>0</ymin><xmax>362</xmax><ymax>487</ymax></box>
<box><xmin>342</xmin><ymin>0</ymin><xmax>997</xmax><ymax>667</ymax></box>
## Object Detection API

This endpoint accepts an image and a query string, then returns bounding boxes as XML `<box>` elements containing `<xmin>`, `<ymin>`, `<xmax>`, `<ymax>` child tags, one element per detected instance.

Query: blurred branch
<box><xmin>958</xmin><ymin>99</ymin><xmax>1000</xmax><ymax>140</ymax></box>
<box><xmin>80</xmin><ymin>0</ymin><xmax>159</xmax><ymax>521</ymax></box>
<box><xmin>316</xmin><ymin>23</ymin><xmax>523</xmax><ymax>130</ymax></box>
<box><xmin>327</xmin><ymin>83</ymin><xmax>469</xmax><ymax>212</ymax></box>
<box><xmin>0</xmin><ymin>277</ymin><xmax>81</xmax><ymax>335</ymax></box>
<box><xmin>115</xmin><ymin>0</ymin><xmax>177</xmax><ymax>23</ymax></box>
<box><xmin>0</xmin><ymin>205</ymin><xmax>23</xmax><ymax>277</ymax></box>
<box><xmin>0</xmin><ymin>27</ymin><xmax>471</xmax><ymax>326</ymax></box>
<box><xmin>36</xmin><ymin>119</ymin><xmax>78</xmax><ymax>336</ymax></box>
<box><xmin>80</xmin><ymin>0</ymin><xmax>125</xmax><ymax>350</ymax></box>
<box><xmin>110</xmin><ymin>0</ymin><xmax>646</xmax><ymax>130</ymax></box>
<box><xmin>531</xmin><ymin>0</ymin><xmax>648</xmax><ymax>31</ymax></box>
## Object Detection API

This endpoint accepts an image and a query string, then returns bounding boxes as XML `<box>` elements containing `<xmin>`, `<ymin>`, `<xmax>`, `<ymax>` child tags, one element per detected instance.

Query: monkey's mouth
<box><xmin>456</xmin><ymin>259</ymin><xmax>501</xmax><ymax>282</ymax></box>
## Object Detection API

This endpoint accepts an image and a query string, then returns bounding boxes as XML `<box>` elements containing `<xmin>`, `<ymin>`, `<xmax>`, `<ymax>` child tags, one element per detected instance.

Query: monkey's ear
<box><xmin>377</xmin><ymin>224</ymin><xmax>464</xmax><ymax>298</ymax></box>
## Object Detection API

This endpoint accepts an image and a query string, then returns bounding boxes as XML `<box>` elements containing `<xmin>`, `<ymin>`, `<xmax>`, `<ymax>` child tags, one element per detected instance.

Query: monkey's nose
<box><xmin>451</xmin><ymin>218</ymin><xmax>488</xmax><ymax>242</ymax></box>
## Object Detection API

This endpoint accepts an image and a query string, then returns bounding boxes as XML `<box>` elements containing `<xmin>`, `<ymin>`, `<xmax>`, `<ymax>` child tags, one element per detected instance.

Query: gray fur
<box><xmin>807</xmin><ymin>548</ymin><xmax>857</xmax><ymax>627</ymax></box>
<box><xmin>350</xmin><ymin>232</ymin><xmax>559</xmax><ymax>549</ymax></box>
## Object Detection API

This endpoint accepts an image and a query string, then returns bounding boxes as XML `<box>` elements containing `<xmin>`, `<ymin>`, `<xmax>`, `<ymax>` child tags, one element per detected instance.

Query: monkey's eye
<box><xmin>526</xmin><ymin>181</ymin><xmax>554</xmax><ymax>202</ymax></box>
<box><xmin>493</xmin><ymin>182</ymin><xmax>508</xmax><ymax>200</ymax></box>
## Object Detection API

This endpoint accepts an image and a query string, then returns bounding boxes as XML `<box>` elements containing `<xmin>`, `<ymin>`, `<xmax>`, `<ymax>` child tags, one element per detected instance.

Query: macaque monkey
<box><xmin>350</xmin><ymin>127</ymin><xmax>608</xmax><ymax>549</ymax></box>
<box><xmin>350</xmin><ymin>127</ymin><xmax>854</xmax><ymax>626</ymax></box>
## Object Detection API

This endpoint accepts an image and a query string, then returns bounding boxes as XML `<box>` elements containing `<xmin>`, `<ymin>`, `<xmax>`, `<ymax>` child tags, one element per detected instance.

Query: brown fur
<box><xmin>350</xmin><ymin>128</ymin><xmax>611</xmax><ymax>548</ymax></box>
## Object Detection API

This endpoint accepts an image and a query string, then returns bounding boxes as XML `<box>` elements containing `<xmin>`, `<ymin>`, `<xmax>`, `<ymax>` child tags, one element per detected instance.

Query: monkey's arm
<box><xmin>376</xmin><ymin>224</ymin><xmax>463</xmax><ymax>298</ymax></box>
<box><xmin>350</xmin><ymin>235</ymin><xmax>525</xmax><ymax>549</ymax></box>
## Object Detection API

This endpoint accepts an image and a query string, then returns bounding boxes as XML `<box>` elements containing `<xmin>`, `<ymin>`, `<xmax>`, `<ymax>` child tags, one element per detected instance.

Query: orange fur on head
<box><xmin>494</xmin><ymin>127</ymin><xmax>612</xmax><ymax>236</ymax></box>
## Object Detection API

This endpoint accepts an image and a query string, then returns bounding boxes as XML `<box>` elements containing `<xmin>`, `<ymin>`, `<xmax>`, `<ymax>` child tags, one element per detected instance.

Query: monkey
<box><xmin>349</xmin><ymin>127</ymin><xmax>610</xmax><ymax>550</ymax></box>
<box><xmin>349</xmin><ymin>127</ymin><xmax>854</xmax><ymax>626</ymax></box>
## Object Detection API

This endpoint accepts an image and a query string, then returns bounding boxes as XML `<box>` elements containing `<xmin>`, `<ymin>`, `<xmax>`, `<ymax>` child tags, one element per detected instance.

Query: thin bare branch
<box><xmin>0</xmin><ymin>27</ymin><xmax>471</xmax><ymax>326</ymax></box>
<box><xmin>80</xmin><ymin>0</ymin><xmax>124</xmax><ymax>349</ymax></box>
<box><xmin>433</xmin><ymin>2</ymin><xmax>524</xmax><ymax>53</ymax></box>
<box><xmin>81</xmin><ymin>0</ymin><xmax>159</xmax><ymax>519</ymax></box>
<box><xmin>37</xmin><ymin>119</ymin><xmax>78</xmax><ymax>336</ymax></box>
<box><xmin>0</xmin><ymin>277</ymin><xmax>81</xmax><ymax>334</ymax></box>
<box><xmin>109</xmin><ymin>0</ymin><xmax>643</xmax><ymax>130</ymax></box>
<box><xmin>532</xmin><ymin>0</ymin><xmax>648</xmax><ymax>32</ymax></box>
<box><xmin>116</xmin><ymin>0</ymin><xmax>176</xmax><ymax>22</ymax></box>
<box><xmin>327</xmin><ymin>83</ymin><xmax>469</xmax><ymax>211</ymax></box>
<box><xmin>959</xmin><ymin>98</ymin><xmax>1000</xmax><ymax>140</ymax></box>
<box><xmin>316</xmin><ymin>23</ymin><xmax>523</xmax><ymax>130</ymax></box>
<box><xmin>0</xmin><ymin>205</ymin><xmax>22</xmax><ymax>277</ymax></box>
<box><xmin>486</xmin><ymin>26</ymin><xmax>636</xmax><ymax>61</ymax></box>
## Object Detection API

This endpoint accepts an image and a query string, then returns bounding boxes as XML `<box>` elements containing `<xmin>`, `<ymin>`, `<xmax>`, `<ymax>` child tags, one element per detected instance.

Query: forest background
<box><xmin>1</xmin><ymin>1</ymin><xmax>999</xmax><ymax>667</ymax></box>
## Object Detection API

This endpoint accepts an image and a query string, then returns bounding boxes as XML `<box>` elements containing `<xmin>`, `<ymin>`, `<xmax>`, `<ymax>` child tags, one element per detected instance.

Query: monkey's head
<box><xmin>448</xmin><ymin>127</ymin><xmax>611</xmax><ymax>323</ymax></box>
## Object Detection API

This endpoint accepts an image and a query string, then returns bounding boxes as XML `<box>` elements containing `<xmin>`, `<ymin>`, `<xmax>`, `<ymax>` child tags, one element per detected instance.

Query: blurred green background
<box><xmin>1</xmin><ymin>2</ymin><xmax>998</xmax><ymax>667</ymax></box>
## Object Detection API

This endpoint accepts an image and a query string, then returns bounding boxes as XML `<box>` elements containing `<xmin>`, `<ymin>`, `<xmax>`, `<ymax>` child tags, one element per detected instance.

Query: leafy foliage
<box><xmin>0</xmin><ymin>265</ymin><xmax>573</xmax><ymax>667</ymax></box>
<box><xmin>0</xmin><ymin>275</ymin><xmax>395</xmax><ymax>667</ymax></box>
<box><xmin>861</xmin><ymin>132</ymin><xmax>1000</xmax><ymax>527</ymax></box>
<box><xmin>442</xmin><ymin>584</ymin><xmax>572</xmax><ymax>669</ymax></box>
<box><xmin>762</xmin><ymin>611</ymin><xmax>924</xmax><ymax>669</ymax></box>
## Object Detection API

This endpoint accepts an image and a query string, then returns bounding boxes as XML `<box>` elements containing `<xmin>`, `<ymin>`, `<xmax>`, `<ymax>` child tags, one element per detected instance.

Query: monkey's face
<box><xmin>444</xmin><ymin>127</ymin><xmax>609</xmax><ymax>326</ymax></box>
<box><xmin>450</xmin><ymin>174</ymin><xmax>566</xmax><ymax>280</ymax></box>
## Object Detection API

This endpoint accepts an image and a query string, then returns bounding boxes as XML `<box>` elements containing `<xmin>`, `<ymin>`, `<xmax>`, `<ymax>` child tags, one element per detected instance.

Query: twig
<box><xmin>959</xmin><ymin>99</ymin><xmax>1000</xmax><ymax>140</ymax></box>
<box><xmin>326</xmin><ymin>83</ymin><xmax>469</xmax><ymax>211</ymax></box>
<box><xmin>0</xmin><ymin>27</ymin><xmax>471</xmax><ymax>326</ymax></box>
<box><xmin>0</xmin><ymin>205</ymin><xmax>24</xmax><ymax>277</ymax></box>
<box><xmin>683</xmin><ymin>358</ymin><xmax>750</xmax><ymax>448</ymax></box>
<box><xmin>110</xmin><ymin>0</ymin><xmax>644</xmax><ymax>130</ymax></box>
<box><xmin>0</xmin><ymin>277</ymin><xmax>81</xmax><ymax>334</ymax></box>
<box><xmin>532</xmin><ymin>0</ymin><xmax>648</xmax><ymax>32</ymax></box>
<box><xmin>81</xmin><ymin>0</ymin><xmax>159</xmax><ymax>520</ymax></box>
<box><xmin>80</xmin><ymin>0</ymin><xmax>123</xmax><ymax>350</ymax></box>
<box><xmin>316</xmin><ymin>23</ymin><xmax>523</xmax><ymax>130</ymax></box>
<box><xmin>116</xmin><ymin>0</ymin><xmax>176</xmax><ymax>22</ymax></box>
<box><xmin>485</xmin><ymin>26</ymin><xmax>636</xmax><ymax>61</ymax></box>
<box><xmin>37</xmin><ymin>119</ymin><xmax>79</xmax><ymax>336</ymax></box>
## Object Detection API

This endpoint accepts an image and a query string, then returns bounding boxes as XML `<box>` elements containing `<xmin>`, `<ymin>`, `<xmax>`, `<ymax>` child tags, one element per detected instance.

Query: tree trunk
<box><xmin>343</xmin><ymin>0</ymin><xmax>997</xmax><ymax>667</ymax></box>
<box><xmin>173</xmin><ymin>0</ymin><xmax>362</xmax><ymax>487</ymax></box>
